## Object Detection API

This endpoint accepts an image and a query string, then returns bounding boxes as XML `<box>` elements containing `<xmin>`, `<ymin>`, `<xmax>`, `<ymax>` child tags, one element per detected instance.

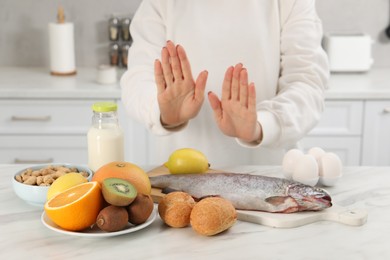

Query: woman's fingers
<box><xmin>239</xmin><ymin>68</ymin><xmax>248</xmax><ymax>107</ymax></box>
<box><xmin>166</xmin><ymin>41</ymin><xmax>183</xmax><ymax>82</ymax></box>
<box><xmin>177</xmin><ymin>45</ymin><xmax>193</xmax><ymax>81</ymax></box>
<box><xmin>161</xmin><ymin>47</ymin><xmax>174</xmax><ymax>85</ymax></box>
<box><xmin>154</xmin><ymin>59</ymin><xmax>166</xmax><ymax>95</ymax></box>
<box><xmin>194</xmin><ymin>70</ymin><xmax>208</xmax><ymax>101</ymax></box>
<box><xmin>231</xmin><ymin>63</ymin><xmax>243</xmax><ymax>101</ymax></box>
<box><xmin>221</xmin><ymin>66</ymin><xmax>234</xmax><ymax>101</ymax></box>
<box><xmin>222</xmin><ymin>64</ymin><xmax>247</xmax><ymax>102</ymax></box>
<box><xmin>208</xmin><ymin>91</ymin><xmax>223</xmax><ymax>121</ymax></box>
<box><xmin>248</xmin><ymin>82</ymin><xmax>256</xmax><ymax>112</ymax></box>
<box><xmin>160</xmin><ymin>41</ymin><xmax>193</xmax><ymax>90</ymax></box>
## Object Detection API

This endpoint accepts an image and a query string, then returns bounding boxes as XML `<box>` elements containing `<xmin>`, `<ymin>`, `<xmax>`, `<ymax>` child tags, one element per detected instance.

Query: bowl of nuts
<box><xmin>12</xmin><ymin>163</ymin><xmax>93</xmax><ymax>207</ymax></box>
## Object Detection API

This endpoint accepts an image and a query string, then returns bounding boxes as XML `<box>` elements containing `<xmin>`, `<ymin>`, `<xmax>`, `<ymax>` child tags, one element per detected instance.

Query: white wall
<box><xmin>0</xmin><ymin>0</ymin><xmax>142</xmax><ymax>67</ymax></box>
<box><xmin>316</xmin><ymin>0</ymin><xmax>390</xmax><ymax>68</ymax></box>
<box><xmin>1</xmin><ymin>0</ymin><xmax>390</xmax><ymax>68</ymax></box>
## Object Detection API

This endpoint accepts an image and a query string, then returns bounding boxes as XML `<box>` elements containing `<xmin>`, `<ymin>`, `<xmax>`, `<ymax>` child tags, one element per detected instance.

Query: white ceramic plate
<box><xmin>41</xmin><ymin>207</ymin><xmax>157</xmax><ymax>238</ymax></box>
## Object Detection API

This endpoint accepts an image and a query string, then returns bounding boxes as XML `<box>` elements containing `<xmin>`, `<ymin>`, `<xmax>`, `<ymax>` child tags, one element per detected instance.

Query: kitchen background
<box><xmin>1</xmin><ymin>0</ymin><xmax>390</xmax><ymax>68</ymax></box>
<box><xmin>1</xmin><ymin>0</ymin><xmax>389</xmax><ymax>167</ymax></box>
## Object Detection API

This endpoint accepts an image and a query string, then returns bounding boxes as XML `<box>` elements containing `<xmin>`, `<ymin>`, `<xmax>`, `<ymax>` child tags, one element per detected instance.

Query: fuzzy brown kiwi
<box><xmin>102</xmin><ymin>178</ymin><xmax>138</xmax><ymax>206</ymax></box>
<box><xmin>96</xmin><ymin>205</ymin><xmax>129</xmax><ymax>232</ymax></box>
<box><xmin>127</xmin><ymin>193</ymin><xmax>154</xmax><ymax>225</ymax></box>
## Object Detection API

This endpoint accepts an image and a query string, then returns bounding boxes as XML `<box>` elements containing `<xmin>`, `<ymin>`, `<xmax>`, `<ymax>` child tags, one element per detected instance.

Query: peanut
<box><xmin>15</xmin><ymin>175</ymin><xmax>23</xmax><ymax>183</ymax></box>
<box><xmin>15</xmin><ymin>165</ymin><xmax>89</xmax><ymax>186</ymax></box>
<box><xmin>41</xmin><ymin>168</ymin><xmax>55</xmax><ymax>176</ymax></box>
<box><xmin>21</xmin><ymin>172</ymin><xmax>30</xmax><ymax>182</ymax></box>
<box><xmin>80</xmin><ymin>172</ymin><xmax>89</xmax><ymax>178</ymax></box>
<box><xmin>37</xmin><ymin>176</ymin><xmax>44</xmax><ymax>185</ymax></box>
<box><xmin>43</xmin><ymin>175</ymin><xmax>54</xmax><ymax>185</ymax></box>
<box><xmin>23</xmin><ymin>176</ymin><xmax>37</xmax><ymax>185</ymax></box>
<box><xmin>32</xmin><ymin>170</ymin><xmax>41</xmax><ymax>177</ymax></box>
<box><xmin>51</xmin><ymin>171</ymin><xmax>66</xmax><ymax>179</ymax></box>
<box><xmin>57</xmin><ymin>166</ymin><xmax>71</xmax><ymax>173</ymax></box>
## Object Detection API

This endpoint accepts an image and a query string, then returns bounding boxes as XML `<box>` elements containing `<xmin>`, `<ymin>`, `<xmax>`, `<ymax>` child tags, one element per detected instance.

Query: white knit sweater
<box><xmin>120</xmin><ymin>0</ymin><xmax>329</xmax><ymax>165</ymax></box>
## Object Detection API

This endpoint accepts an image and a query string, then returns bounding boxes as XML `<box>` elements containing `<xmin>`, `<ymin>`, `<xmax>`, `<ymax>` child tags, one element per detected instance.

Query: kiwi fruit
<box><xmin>96</xmin><ymin>205</ymin><xmax>129</xmax><ymax>232</ymax></box>
<box><xmin>102</xmin><ymin>178</ymin><xmax>137</xmax><ymax>206</ymax></box>
<box><xmin>127</xmin><ymin>193</ymin><xmax>154</xmax><ymax>225</ymax></box>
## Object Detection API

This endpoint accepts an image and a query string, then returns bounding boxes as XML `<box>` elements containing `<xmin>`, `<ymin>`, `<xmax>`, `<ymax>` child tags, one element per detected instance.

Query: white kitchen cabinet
<box><xmin>0</xmin><ymin>99</ymin><xmax>115</xmax><ymax>164</ymax></box>
<box><xmin>305</xmin><ymin>101</ymin><xmax>363</xmax><ymax>136</ymax></box>
<box><xmin>0</xmin><ymin>99</ymin><xmax>96</xmax><ymax>134</ymax></box>
<box><xmin>0</xmin><ymin>135</ymin><xmax>87</xmax><ymax>164</ymax></box>
<box><xmin>0</xmin><ymin>98</ymin><xmax>147</xmax><ymax>165</ymax></box>
<box><xmin>300</xmin><ymin>136</ymin><xmax>361</xmax><ymax>165</ymax></box>
<box><xmin>0</xmin><ymin>67</ymin><xmax>146</xmax><ymax>165</ymax></box>
<box><xmin>117</xmin><ymin>102</ymin><xmax>149</xmax><ymax>165</ymax></box>
<box><xmin>300</xmin><ymin>101</ymin><xmax>363</xmax><ymax>166</ymax></box>
<box><xmin>361</xmin><ymin>101</ymin><xmax>390</xmax><ymax>166</ymax></box>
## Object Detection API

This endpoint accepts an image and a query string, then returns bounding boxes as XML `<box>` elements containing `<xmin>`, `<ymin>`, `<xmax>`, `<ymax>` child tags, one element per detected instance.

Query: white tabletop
<box><xmin>1</xmin><ymin>164</ymin><xmax>389</xmax><ymax>260</ymax></box>
<box><xmin>326</xmin><ymin>68</ymin><xmax>390</xmax><ymax>100</ymax></box>
<box><xmin>0</xmin><ymin>67</ymin><xmax>122</xmax><ymax>99</ymax></box>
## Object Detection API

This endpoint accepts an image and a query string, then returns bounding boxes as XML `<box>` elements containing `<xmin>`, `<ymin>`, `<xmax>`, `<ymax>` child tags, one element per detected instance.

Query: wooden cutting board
<box><xmin>147</xmin><ymin>166</ymin><xmax>368</xmax><ymax>228</ymax></box>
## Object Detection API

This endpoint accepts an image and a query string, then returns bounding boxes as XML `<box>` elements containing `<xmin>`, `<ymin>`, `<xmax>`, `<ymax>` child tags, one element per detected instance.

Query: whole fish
<box><xmin>150</xmin><ymin>172</ymin><xmax>332</xmax><ymax>213</ymax></box>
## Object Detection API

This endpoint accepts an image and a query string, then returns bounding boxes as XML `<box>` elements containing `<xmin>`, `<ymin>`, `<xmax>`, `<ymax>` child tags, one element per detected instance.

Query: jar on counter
<box><xmin>87</xmin><ymin>102</ymin><xmax>124</xmax><ymax>172</ymax></box>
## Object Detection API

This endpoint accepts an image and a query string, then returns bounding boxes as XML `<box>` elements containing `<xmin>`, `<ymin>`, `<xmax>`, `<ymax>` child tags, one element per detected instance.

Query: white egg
<box><xmin>308</xmin><ymin>147</ymin><xmax>326</xmax><ymax>163</ymax></box>
<box><xmin>282</xmin><ymin>149</ymin><xmax>304</xmax><ymax>179</ymax></box>
<box><xmin>318</xmin><ymin>152</ymin><xmax>343</xmax><ymax>186</ymax></box>
<box><xmin>292</xmin><ymin>154</ymin><xmax>319</xmax><ymax>186</ymax></box>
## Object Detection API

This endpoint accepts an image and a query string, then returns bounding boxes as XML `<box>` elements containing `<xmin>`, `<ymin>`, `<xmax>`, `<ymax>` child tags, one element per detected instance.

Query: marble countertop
<box><xmin>0</xmin><ymin>67</ymin><xmax>122</xmax><ymax>99</ymax></box>
<box><xmin>1</xmin><ymin>164</ymin><xmax>389</xmax><ymax>260</ymax></box>
<box><xmin>326</xmin><ymin>69</ymin><xmax>390</xmax><ymax>100</ymax></box>
<box><xmin>1</xmin><ymin>67</ymin><xmax>390</xmax><ymax>100</ymax></box>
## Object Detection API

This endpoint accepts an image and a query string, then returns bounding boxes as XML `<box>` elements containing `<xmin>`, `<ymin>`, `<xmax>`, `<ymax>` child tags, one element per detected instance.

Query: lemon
<box><xmin>164</xmin><ymin>148</ymin><xmax>209</xmax><ymax>174</ymax></box>
<box><xmin>46</xmin><ymin>172</ymin><xmax>88</xmax><ymax>201</ymax></box>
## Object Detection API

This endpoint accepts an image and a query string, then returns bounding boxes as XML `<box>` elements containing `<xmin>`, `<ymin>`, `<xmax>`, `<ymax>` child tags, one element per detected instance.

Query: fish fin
<box><xmin>161</xmin><ymin>187</ymin><xmax>200</xmax><ymax>202</ymax></box>
<box><xmin>197</xmin><ymin>195</ymin><xmax>221</xmax><ymax>202</ymax></box>
<box><xmin>161</xmin><ymin>187</ymin><xmax>181</xmax><ymax>194</ymax></box>
<box><xmin>265</xmin><ymin>196</ymin><xmax>299</xmax><ymax>213</ymax></box>
<box><xmin>265</xmin><ymin>196</ymin><xmax>290</xmax><ymax>206</ymax></box>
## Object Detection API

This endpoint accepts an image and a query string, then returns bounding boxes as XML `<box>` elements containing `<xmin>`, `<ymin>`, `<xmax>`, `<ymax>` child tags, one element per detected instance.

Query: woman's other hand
<box><xmin>208</xmin><ymin>63</ymin><xmax>262</xmax><ymax>143</ymax></box>
<box><xmin>154</xmin><ymin>41</ymin><xmax>208</xmax><ymax>128</ymax></box>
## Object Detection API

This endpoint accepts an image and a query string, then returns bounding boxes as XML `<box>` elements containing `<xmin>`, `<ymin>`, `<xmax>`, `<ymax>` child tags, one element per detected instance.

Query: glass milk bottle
<box><xmin>88</xmin><ymin>102</ymin><xmax>124</xmax><ymax>172</ymax></box>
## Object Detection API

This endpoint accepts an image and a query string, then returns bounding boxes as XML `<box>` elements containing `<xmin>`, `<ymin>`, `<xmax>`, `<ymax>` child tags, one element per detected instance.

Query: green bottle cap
<box><xmin>92</xmin><ymin>102</ymin><xmax>118</xmax><ymax>112</ymax></box>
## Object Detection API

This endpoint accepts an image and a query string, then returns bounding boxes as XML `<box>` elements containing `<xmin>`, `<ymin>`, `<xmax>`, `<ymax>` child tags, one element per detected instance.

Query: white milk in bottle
<box><xmin>88</xmin><ymin>102</ymin><xmax>124</xmax><ymax>172</ymax></box>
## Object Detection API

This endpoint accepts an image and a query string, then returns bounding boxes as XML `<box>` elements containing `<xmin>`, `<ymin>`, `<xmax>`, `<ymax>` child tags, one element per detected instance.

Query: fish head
<box><xmin>287</xmin><ymin>184</ymin><xmax>332</xmax><ymax>211</ymax></box>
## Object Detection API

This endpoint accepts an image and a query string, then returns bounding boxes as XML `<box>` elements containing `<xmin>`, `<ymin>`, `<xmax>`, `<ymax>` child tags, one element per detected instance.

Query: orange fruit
<box><xmin>44</xmin><ymin>182</ymin><xmax>103</xmax><ymax>231</ymax></box>
<box><xmin>92</xmin><ymin>161</ymin><xmax>151</xmax><ymax>195</ymax></box>
<box><xmin>47</xmin><ymin>172</ymin><xmax>88</xmax><ymax>201</ymax></box>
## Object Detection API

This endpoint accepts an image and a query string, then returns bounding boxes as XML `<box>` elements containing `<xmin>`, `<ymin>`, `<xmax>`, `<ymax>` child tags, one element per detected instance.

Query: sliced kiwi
<box><xmin>96</xmin><ymin>205</ymin><xmax>129</xmax><ymax>232</ymax></box>
<box><xmin>128</xmin><ymin>193</ymin><xmax>154</xmax><ymax>225</ymax></box>
<box><xmin>102</xmin><ymin>178</ymin><xmax>137</xmax><ymax>206</ymax></box>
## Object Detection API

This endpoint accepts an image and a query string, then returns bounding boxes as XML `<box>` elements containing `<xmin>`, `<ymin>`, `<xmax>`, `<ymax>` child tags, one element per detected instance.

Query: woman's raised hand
<box><xmin>154</xmin><ymin>41</ymin><xmax>208</xmax><ymax>128</ymax></box>
<box><xmin>208</xmin><ymin>63</ymin><xmax>262</xmax><ymax>143</ymax></box>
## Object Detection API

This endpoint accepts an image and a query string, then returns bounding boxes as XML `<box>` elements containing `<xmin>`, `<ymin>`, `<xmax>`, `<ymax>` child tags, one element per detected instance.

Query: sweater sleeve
<box><xmin>120</xmin><ymin>0</ymin><xmax>179</xmax><ymax>135</ymax></box>
<box><xmin>238</xmin><ymin>0</ymin><xmax>329</xmax><ymax>149</ymax></box>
